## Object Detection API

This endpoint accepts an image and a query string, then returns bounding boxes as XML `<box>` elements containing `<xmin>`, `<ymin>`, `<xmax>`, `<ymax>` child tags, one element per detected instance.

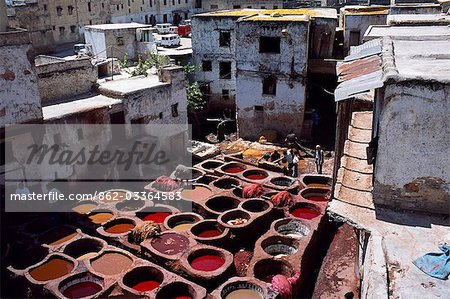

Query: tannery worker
<box><xmin>315</xmin><ymin>145</ymin><xmax>324</xmax><ymax>174</ymax></box>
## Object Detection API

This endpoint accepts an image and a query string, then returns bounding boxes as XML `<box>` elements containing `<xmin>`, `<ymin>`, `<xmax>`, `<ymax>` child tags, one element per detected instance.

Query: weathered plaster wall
<box><xmin>192</xmin><ymin>16</ymin><xmax>238</xmax><ymax>108</ymax></box>
<box><xmin>84</xmin><ymin>29</ymin><xmax>107</xmax><ymax>60</ymax></box>
<box><xmin>35</xmin><ymin>57</ymin><xmax>98</xmax><ymax>104</ymax></box>
<box><xmin>200</xmin><ymin>0</ymin><xmax>283</xmax><ymax>11</ymax></box>
<box><xmin>105</xmin><ymin>28</ymin><xmax>138</xmax><ymax>60</ymax></box>
<box><xmin>235</xmin><ymin>20</ymin><xmax>309</xmax><ymax>140</ymax></box>
<box><xmin>0</xmin><ymin>30</ymin><xmax>42</xmax><ymax>125</ymax></box>
<box><xmin>309</xmin><ymin>18</ymin><xmax>337</xmax><ymax>59</ymax></box>
<box><xmin>373</xmin><ymin>82</ymin><xmax>450</xmax><ymax>214</ymax></box>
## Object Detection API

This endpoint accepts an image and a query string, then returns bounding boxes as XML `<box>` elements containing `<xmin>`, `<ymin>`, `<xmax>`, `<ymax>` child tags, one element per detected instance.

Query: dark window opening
<box><xmin>159</xmin><ymin>112</ymin><xmax>163</xmax><ymax>119</ymax></box>
<box><xmin>77</xmin><ymin>128</ymin><xmax>84</xmax><ymax>140</ymax></box>
<box><xmin>233</xmin><ymin>5</ymin><xmax>241</xmax><ymax>9</ymax></box>
<box><xmin>117</xmin><ymin>37</ymin><xmax>124</xmax><ymax>45</ymax></box>
<box><xmin>70</xmin><ymin>25</ymin><xmax>76</xmax><ymax>33</ymax></box>
<box><xmin>59</xmin><ymin>26</ymin><xmax>65</xmax><ymax>34</ymax></box>
<box><xmin>219</xmin><ymin>61</ymin><xmax>231</xmax><ymax>79</ymax></box>
<box><xmin>202</xmin><ymin>60</ymin><xmax>212</xmax><ymax>71</ymax></box>
<box><xmin>68</xmin><ymin>5</ymin><xmax>74</xmax><ymax>15</ymax></box>
<box><xmin>219</xmin><ymin>31</ymin><xmax>231</xmax><ymax>47</ymax></box>
<box><xmin>88</xmin><ymin>2</ymin><xmax>91</xmax><ymax>12</ymax></box>
<box><xmin>43</xmin><ymin>4</ymin><xmax>47</xmax><ymax>11</ymax></box>
<box><xmin>163</xmin><ymin>14</ymin><xmax>167</xmax><ymax>22</ymax></box>
<box><xmin>195</xmin><ymin>0</ymin><xmax>202</xmax><ymax>8</ymax></box>
<box><xmin>164</xmin><ymin>0</ymin><xmax>167</xmax><ymax>5</ymax></box>
<box><xmin>263</xmin><ymin>77</ymin><xmax>277</xmax><ymax>95</ymax></box>
<box><xmin>171</xmin><ymin>103</ymin><xmax>179</xmax><ymax>117</ymax></box>
<box><xmin>254</xmin><ymin>105</ymin><xmax>264</xmax><ymax>112</ymax></box>
<box><xmin>260</xmin><ymin>36</ymin><xmax>280</xmax><ymax>53</ymax></box>
<box><xmin>117</xmin><ymin>4</ymin><xmax>120</xmax><ymax>10</ymax></box>
<box><xmin>102</xmin><ymin>3</ymin><xmax>105</xmax><ymax>9</ymax></box>
<box><xmin>349</xmin><ymin>31</ymin><xmax>360</xmax><ymax>47</ymax></box>
<box><xmin>56</xmin><ymin>6</ymin><xmax>62</xmax><ymax>16</ymax></box>
<box><xmin>273</xmin><ymin>5</ymin><xmax>278</xmax><ymax>9</ymax></box>
<box><xmin>222</xmin><ymin>89</ymin><xmax>229</xmax><ymax>99</ymax></box>
<box><xmin>210</xmin><ymin>4</ymin><xmax>218</xmax><ymax>9</ymax></box>
<box><xmin>261</xmin><ymin>6</ymin><xmax>266</xmax><ymax>9</ymax></box>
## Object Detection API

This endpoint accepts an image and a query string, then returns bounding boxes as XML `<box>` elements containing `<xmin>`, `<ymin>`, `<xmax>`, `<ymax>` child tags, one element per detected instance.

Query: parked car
<box><xmin>169</xmin><ymin>26</ymin><xmax>178</xmax><ymax>34</ymax></box>
<box><xmin>155</xmin><ymin>23</ymin><xmax>172</xmax><ymax>34</ymax></box>
<box><xmin>73</xmin><ymin>43</ymin><xmax>86</xmax><ymax>54</ymax></box>
<box><xmin>177</xmin><ymin>23</ymin><xmax>191</xmax><ymax>37</ymax></box>
<box><xmin>159</xmin><ymin>34</ymin><xmax>180</xmax><ymax>47</ymax></box>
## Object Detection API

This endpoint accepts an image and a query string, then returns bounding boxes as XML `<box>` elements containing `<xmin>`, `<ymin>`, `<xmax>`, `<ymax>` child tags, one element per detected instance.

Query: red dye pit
<box><xmin>190</xmin><ymin>255</ymin><xmax>224</xmax><ymax>271</ymax></box>
<box><xmin>307</xmin><ymin>196</ymin><xmax>328</xmax><ymax>202</ymax></box>
<box><xmin>142</xmin><ymin>212</ymin><xmax>171</xmax><ymax>223</ymax></box>
<box><xmin>131</xmin><ymin>281</ymin><xmax>161</xmax><ymax>292</ymax></box>
<box><xmin>223</xmin><ymin>166</ymin><xmax>245</xmax><ymax>173</ymax></box>
<box><xmin>290</xmin><ymin>207</ymin><xmax>320</xmax><ymax>220</ymax></box>
<box><xmin>174</xmin><ymin>296</ymin><xmax>191</xmax><ymax>299</ymax></box>
<box><xmin>246</xmin><ymin>174</ymin><xmax>267</xmax><ymax>180</ymax></box>
<box><xmin>62</xmin><ymin>281</ymin><xmax>102</xmax><ymax>299</ymax></box>
<box><xmin>197</xmin><ymin>229</ymin><xmax>221</xmax><ymax>238</ymax></box>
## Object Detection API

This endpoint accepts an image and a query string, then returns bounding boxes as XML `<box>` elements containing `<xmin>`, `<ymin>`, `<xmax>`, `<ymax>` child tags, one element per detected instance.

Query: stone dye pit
<box><xmin>6</xmin><ymin>157</ymin><xmax>332</xmax><ymax>299</ymax></box>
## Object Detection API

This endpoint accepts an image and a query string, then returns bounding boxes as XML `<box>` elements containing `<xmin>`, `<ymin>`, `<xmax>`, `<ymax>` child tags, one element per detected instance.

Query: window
<box><xmin>89</xmin><ymin>20</ymin><xmax>92</xmax><ymax>25</ymax></box>
<box><xmin>117</xmin><ymin>37</ymin><xmax>124</xmax><ymax>45</ymax></box>
<box><xmin>260</xmin><ymin>36</ymin><xmax>280</xmax><ymax>53</ymax></box>
<box><xmin>52</xmin><ymin>25</ymin><xmax>55</xmax><ymax>30</ymax></box>
<box><xmin>178</xmin><ymin>0</ymin><xmax>181</xmax><ymax>4</ymax></box>
<box><xmin>261</xmin><ymin>6</ymin><xmax>266</xmax><ymax>9</ymax></box>
<box><xmin>219</xmin><ymin>61</ymin><xmax>231</xmax><ymax>79</ymax></box>
<box><xmin>273</xmin><ymin>5</ymin><xmax>278</xmax><ymax>9</ymax></box>
<box><xmin>117</xmin><ymin>4</ymin><xmax>119</xmax><ymax>10</ymax></box>
<box><xmin>247</xmin><ymin>6</ymin><xmax>252</xmax><ymax>8</ymax></box>
<box><xmin>102</xmin><ymin>3</ymin><xmax>105</xmax><ymax>9</ymax></box>
<box><xmin>233</xmin><ymin>5</ymin><xmax>241</xmax><ymax>9</ymax></box>
<box><xmin>142</xmin><ymin>0</ymin><xmax>145</xmax><ymax>4</ymax></box>
<box><xmin>43</xmin><ymin>4</ymin><xmax>47</xmax><ymax>11</ymax></box>
<box><xmin>186</xmin><ymin>0</ymin><xmax>188</xmax><ymax>3</ymax></box>
<box><xmin>88</xmin><ymin>2</ymin><xmax>91</xmax><ymax>12</ymax></box>
<box><xmin>164</xmin><ymin>0</ymin><xmax>167</xmax><ymax>5</ymax></box>
<box><xmin>163</xmin><ymin>14</ymin><xmax>167</xmax><ymax>22</ymax></box>
<box><xmin>171</xmin><ymin>103</ymin><xmax>179</xmax><ymax>117</ymax></box>
<box><xmin>59</xmin><ymin>26</ymin><xmax>65</xmax><ymax>34</ymax></box>
<box><xmin>222</xmin><ymin>89</ymin><xmax>229</xmax><ymax>99</ymax></box>
<box><xmin>121</xmin><ymin>4</ymin><xmax>124</xmax><ymax>9</ymax></box>
<box><xmin>202</xmin><ymin>60</ymin><xmax>212</xmax><ymax>71</ymax></box>
<box><xmin>263</xmin><ymin>77</ymin><xmax>277</xmax><ymax>95</ymax></box>
<box><xmin>56</xmin><ymin>6</ymin><xmax>62</xmax><ymax>16</ymax></box>
<box><xmin>128</xmin><ymin>0</ymin><xmax>131</xmax><ymax>5</ymax></box>
<box><xmin>68</xmin><ymin>6</ymin><xmax>74</xmax><ymax>15</ymax></box>
<box><xmin>129</xmin><ymin>9</ymin><xmax>131</xmax><ymax>13</ymax></box>
<box><xmin>254</xmin><ymin>105</ymin><xmax>264</xmax><ymax>112</ymax></box>
<box><xmin>219</xmin><ymin>31</ymin><xmax>230</xmax><ymax>47</ymax></box>
<box><xmin>349</xmin><ymin>31</ymin><xmax>360</xmax><ymax>47</ymax></box>
<box><xmin>159</xmin><ymin>112</ymin><xmax>163</xmax><ymax>119</ymax></box>
<box><xmin>77</xmin><ymin>128</ymin><xmax>84</xmax><ymax>140</ymax></box>
<box><xmin>70</xmin><ymin>25</ymin><xmax>76</xmax><ymax>33</ymax></box>
<box><xmin>172</xmin><ymin>0</ymin><xmax>175</xmax><ymax>5</ymax></box>
<box><xmin>210</xmin><ymin>4</ymin><xmax>218</xmax><ymax>9</ymax></box>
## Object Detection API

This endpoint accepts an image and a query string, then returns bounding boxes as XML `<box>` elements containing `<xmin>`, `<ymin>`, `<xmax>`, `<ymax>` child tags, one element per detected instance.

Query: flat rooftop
<box><xmin>387</xmin><ymin>14</ymin><xmax>450</xmax><ymax>25</ymax></box>
<box><xmin>85</xmin><ymin>22</ymin><xmax>152</xmax><ymax>30</ymax></box>
<box><xmin>43</xmin><ymin>93</ymin><xmax>122</xmax><ymax>121</ymax></box>
<box><xmin>195</xmin><ymin>8</ymin><xmax>337</xmax><ymax>19</ymax></box>
<box><xmin>341</xmin><ymin>5</ymin><xmax>390</xmax><ymax>15</ymax></box>
<box><xmin>99</xmin><ymin>75</ymin><xmax>168</xmax><ymax>96</ymax></box>
<box><xmin>364</xmin><ymin>25</ymin><xmax>450</xmax><ymax>40</ymax></box>
<box><xmin>243</xmin><ymin>14</ymin><xmax>309</xmax><ymax>22</ymax></box>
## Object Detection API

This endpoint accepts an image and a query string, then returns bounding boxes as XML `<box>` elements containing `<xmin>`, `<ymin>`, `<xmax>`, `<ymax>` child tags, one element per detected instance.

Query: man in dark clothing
<box><xmin>270</xmin><ymin>150</ymin><xmax>281</xmax><ymax>162</ymax></box>
<box><xmin>285</xmin><ymin>131</ymin><xmax>298</xmax><ymax>149</ymax></box>
<box><xmin>315</xmin><ymin>145</ymin><xmax>325</xmax><ymax>174</ymax></box>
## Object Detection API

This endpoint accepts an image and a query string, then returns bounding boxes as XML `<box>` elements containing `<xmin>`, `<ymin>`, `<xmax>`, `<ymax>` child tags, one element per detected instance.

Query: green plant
<box><xmin>125</xmin><ymin>51</ymin><xmax>170</xmax><ymax>77</ymax></box>
<box><xmin>186</xmin><ymin>81</ymin><xmax>205</xmax><ymax>112</ymax></box>
<box><xmin>118</xmin><ymin>52</ymin><xmax>129</xmax><ymax>68</ymax></box>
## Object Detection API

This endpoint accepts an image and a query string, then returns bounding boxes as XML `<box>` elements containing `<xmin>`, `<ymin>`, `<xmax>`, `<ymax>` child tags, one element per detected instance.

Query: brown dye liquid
<box><xmin>104</xmin><ymin>223</ymin><xmax>135</xmax><ymax>234</ymax></box>
<box><xmin>72</xmin><ymin>203</ymin><xmax>97</xmax><ymax>214</ymax></box>
<box><xmin>225</xmin><ymin>289</ymin><xmax>262</xmax><ymax>299</ymax></box>
<box><xmin>181</xmin><ymin>186</ymin><xmax>212</xmax><ymax>201</ymax></box>
<box><xmin>88</xmin><ymin>212</ymin><xmax>113</xmax><ymax>224</ymax></box>
<box><xmin>172</xmin><ymin>223</ymin><xmax>194</xmax><ymax>231</ymax></box>
<box><xmin>76</xmin><ymin>252</ymin><xmax>98</xmax><ymax>261</ymax></box>
<box><xmin>91</xmin><ymin>252</ymin><xmax>132</xmax><ymax>276</ymax></box>
<box><xmin>151</xmin><ymin>233</ymin><xmax>189</xmax><ymax>255</ymax></box>
<box><xmin>307</xmin><ymin>183</ymin><xmax>329</xmax><ymax>188</ymax></box>
<box><xmin>29</xmin><ymin>257</ymin><xmax>74</xmax><ymax>281</ymax></box>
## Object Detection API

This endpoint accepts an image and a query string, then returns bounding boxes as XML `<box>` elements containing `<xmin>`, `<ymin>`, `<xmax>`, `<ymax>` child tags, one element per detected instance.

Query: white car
<box><xmin>155</xmin><ymin>23</ymin><xmax>172</xmax><ymax>34</ymax></box>
<box><xmin>159</xmin><ymin>34</ymin><xmax>180</xmax><ymax>47</ymax></box>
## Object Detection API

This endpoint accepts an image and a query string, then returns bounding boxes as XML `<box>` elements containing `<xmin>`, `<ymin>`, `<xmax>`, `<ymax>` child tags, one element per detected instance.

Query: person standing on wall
<box><xmin>315</xmin><ymin>145</ymin><xmax>324</xmax><ymax>174</ymax></box>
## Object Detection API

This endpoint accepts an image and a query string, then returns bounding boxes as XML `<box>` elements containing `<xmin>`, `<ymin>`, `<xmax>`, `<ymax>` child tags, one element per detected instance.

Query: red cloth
<box><xmin>270</xmin><ymin>191</ymin><xmax>294</xmax><ymax>207</ymax></box>
<box><xmin>153</xmin><ymin>176</ymin><xmax>179</xmax><ymax>191</ymax></box>
<box><xmin>242</xmin><ymin>184</ymin><xmax>265</xmax><ymax>198</ymax></box>
<box><xmin>270</xmin><ymin>272</ymin><xmax>300</xmax><ymax>299</ymax></box>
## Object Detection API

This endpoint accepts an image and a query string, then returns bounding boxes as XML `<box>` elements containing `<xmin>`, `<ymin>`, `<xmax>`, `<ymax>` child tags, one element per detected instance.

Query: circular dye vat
<box><xmin>123</xmin><ymin>266</ymin><xmax>164</xmax><ymax>293</ymax></box>
<box><xmin>29</xmin><ymin>256</ymin><xmax>74</xmax><ymax>282</ymax></box>
<box><xmin>201</xmin><ymin>160</ymin><xmax>223</xmax><ymax>170</ymax></box>
<box><xmin>271</xmin><ymin>177</ymin><xmax>295</xmax><ymax>187</ymax></box>
<box><xmin>253</xmin><ymin>259</ymin><xmax>294</xmax><ymax>283</ymax></box>
<box><xmin>64</xmin><ymin>238</ymin><xmax>104</xmax><ymax>261</ymax></box>
<box><xmin>301</xmin><ymin>175</ymin><xmax>332</xmax><ymax>189</ymax></box>
<box><xmin>190</xmin><ymin>254</ymin><xmax>224</xmax><ymax>271</ymax></box>
<box><xmin>40</xmin><ymin>226</ymin><xmax>77</xmax><ymax>246</ymax></box>
<box><xmin>261</xmin><ymin>236</ymin><xmax>298</xmax><ymax>256</ymax></box>
<box><xmin>225</xmin><ymin>289</ymin><xmax>263</xmax><ymax>299</ymax></box>
<box><xmin>90</xmin><ymin>252</ymin><xmax>133</xmax><ymax>276</ymax></box>
<box><xmin>213</xmin><ymin>178</ymin><xmax>240</xmax><ymax>190</ymax></box>
<box><xmin>205</xmin><ymin>196</ymin><xmax>239</xmax><ymax>213</ymax></box>
<box><xmin>220</xmin><ymin>210</ymin><xmax>251</xmax><ymax>227</ymax></box>
<box><xmin>274</xmin><ymin>219</ymin><xmax>310</xmax><ymax>237</ymax></box>
<box><xmin>139</xmin><ymin>211</ymin><xmax>171</xmax><ymax>223</ymax></box>
<box><xmin>88</xmin><ymin>211</ymin><xmax>114</xmax><ymax>224</ymax></box>
<box><xmin>10</xmin><ymin>246</ymin><xmax>48</xmax><ymax>270</ymax></box>
<box><xmin>198</xmin><ymin>229</ymin><xmax>222</xmax><ymax>238</ymax></box>
<box><xmin>103</xmin><ymin>219</ymin><xmax>135</xmax><ymax>234</ymax></box>
<box><xmin>151</xmin><ymin>233</ymin><xmax>189</xmax><ymax>255</ymax></box>
<box><xmin>222</xmin><ymin>163</ymin><xmax>246</xmax><ymax>174</ymax></box>
<box><xmin>290</xmin><ymin>206</ymin><xmax>320</xmax><ymax>220</ymax></box>
<box><xmin>172</xmin><ymin>223</ymin><xmax>194</xmax><ymax>231</ymax></box>
<box><xmin>116</xmin><ymin>199</ymin><xmax>145</xmax><ymax>212</ymax></box>
<box><xmin>241</xmin><ymin>199</ymin><xmax>270</xmax><ymax>213</ymax></box>
<box><xmin>180</xmin><ymin>185</ymin><xmax>213</xmax><ymax>201</ymax></box>
<box><xmin>71</xmin><ymin>202</ymin><xmax>97</xmax><ymax>214</ymax></box>
<box><xmin>155</xmin><ymin>282</ymin><xmax>195</xmax><ymax>299</ymax></box>
<box><xmin>62</xmin><ymin>281</ymin><xmax>102</xmax><ymax>298</ymax></box>
<box><xmin>308</xmin><ymin>183</ymin><xmax>330</xmax><ymax>188</ymax></box>
<box><xmin>243</xmin><ymin>170</ymin><xmax>268</xmax><ymax>180</ymax></box>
